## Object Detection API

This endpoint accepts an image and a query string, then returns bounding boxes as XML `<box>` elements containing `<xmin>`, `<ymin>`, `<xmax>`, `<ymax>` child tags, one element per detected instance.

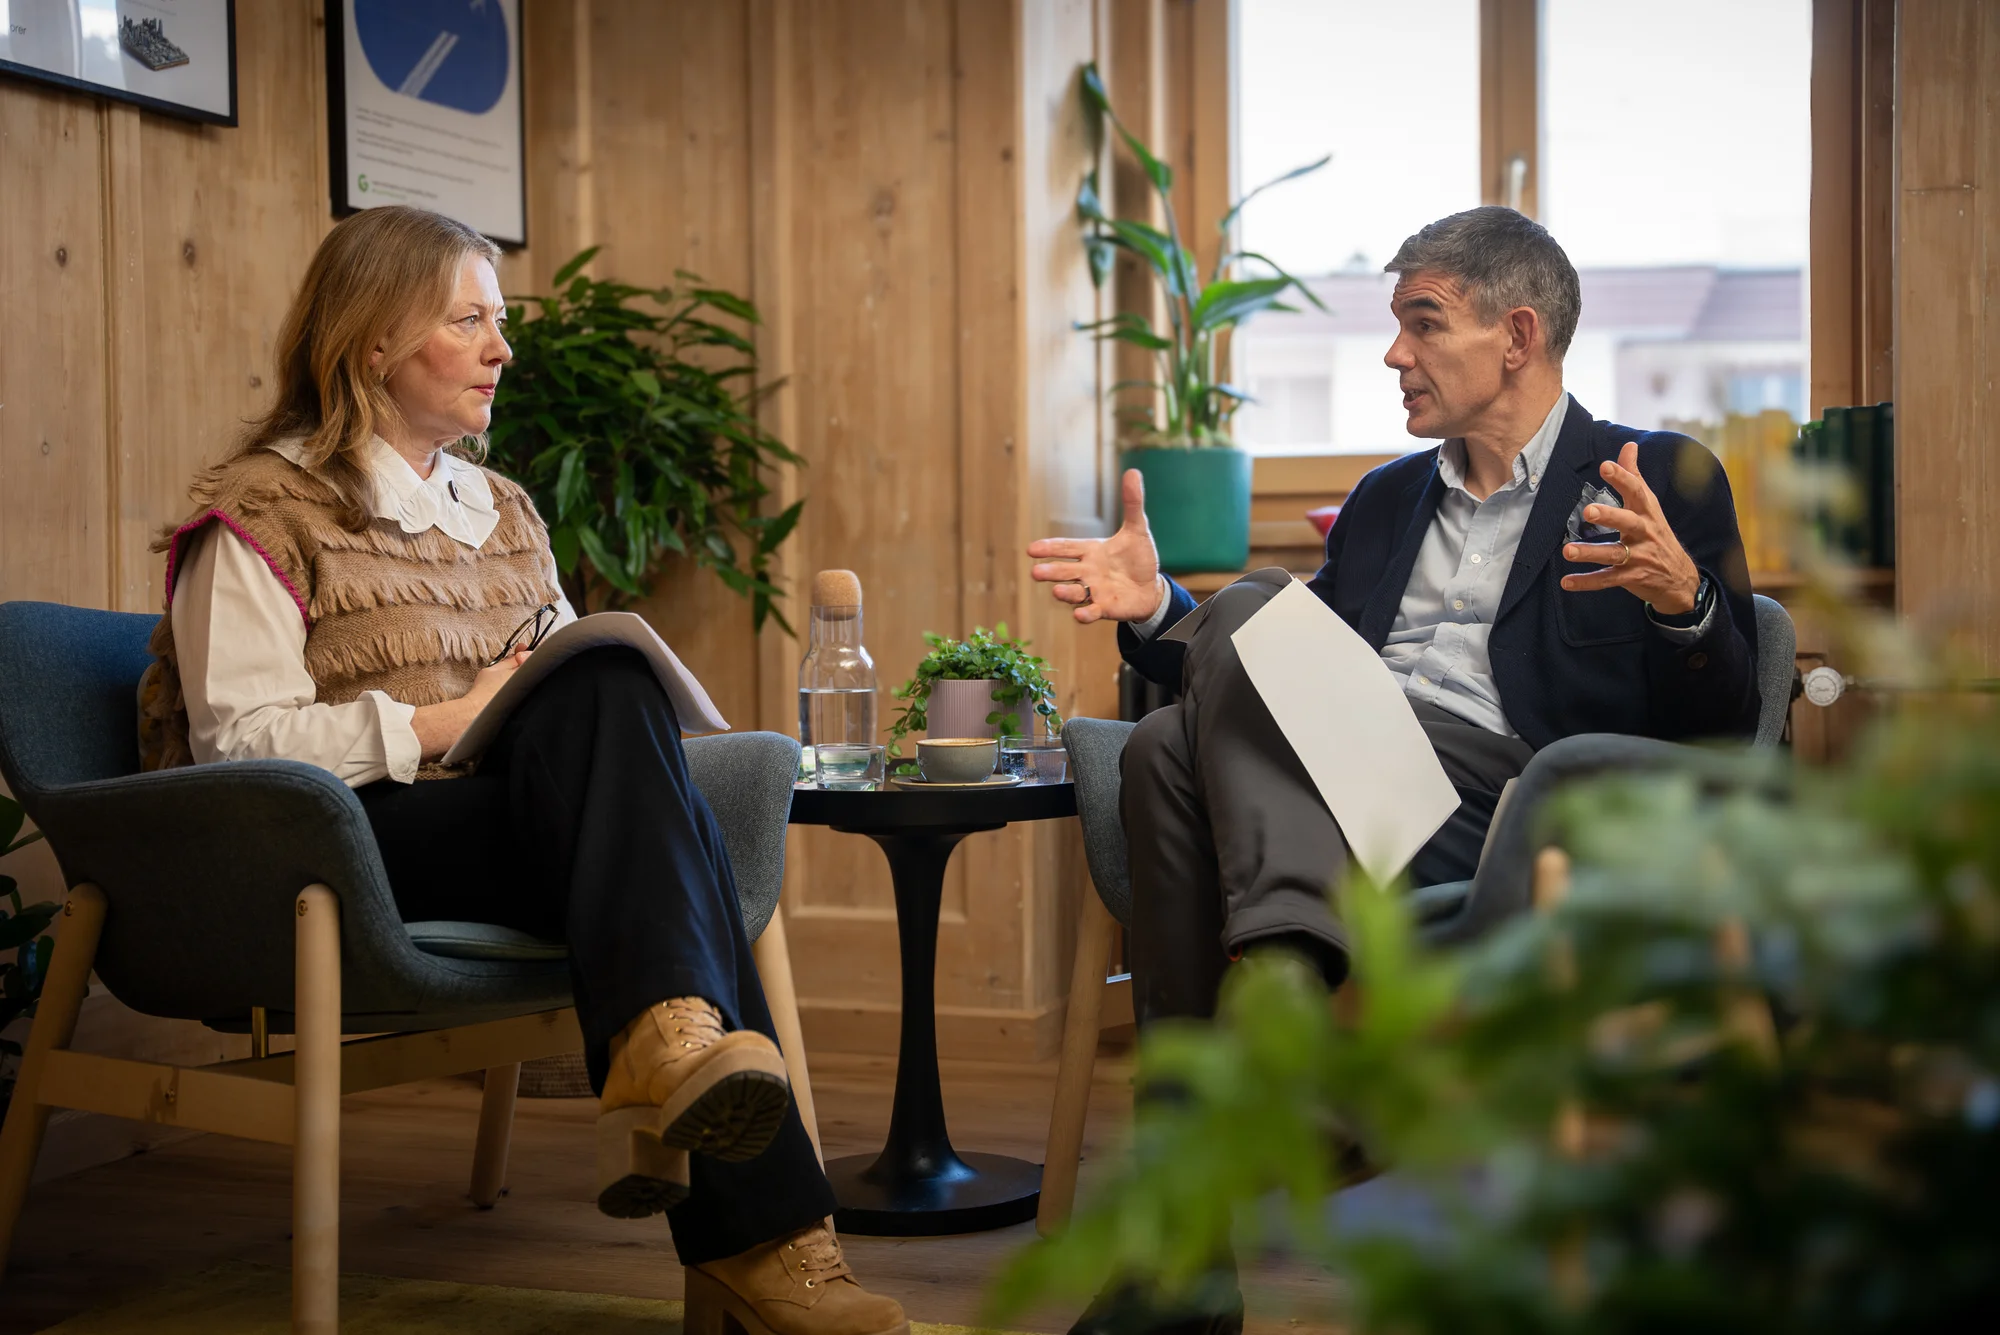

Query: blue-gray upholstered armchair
<box><xmin>0</xmin><ymin>601</ymin><xmax>816</xmax><ymax>1332</ymax></box>
<box><xmin>1037</xmin><ymin>593</ymin><xmax>1798</xmax><ymax>1232</ymax></box>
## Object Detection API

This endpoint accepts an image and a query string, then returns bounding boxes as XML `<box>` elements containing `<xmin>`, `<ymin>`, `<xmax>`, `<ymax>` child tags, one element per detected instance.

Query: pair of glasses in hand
<box><xmin>487</xmin><ymin>602</ymin><xmax>558</xmax><ymax>667</ymax></box>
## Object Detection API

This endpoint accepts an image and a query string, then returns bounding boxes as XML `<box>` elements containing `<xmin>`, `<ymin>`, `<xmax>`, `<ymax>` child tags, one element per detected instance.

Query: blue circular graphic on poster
<box><xmin>354</xmin><ymin>0</ymin><xmax>510</xmax><ymax>115</ymax></box>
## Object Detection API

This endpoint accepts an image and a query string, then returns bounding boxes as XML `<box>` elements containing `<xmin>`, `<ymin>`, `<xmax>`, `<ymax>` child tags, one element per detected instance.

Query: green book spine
<box><xmin>1877</xmin><ymin>401</ymin><xmax>1895</xmax><ymax>568</ymax></box>
<box><xmin>1822</xmin><ymin>406</ymin><xmax>1852</xmax><ymax>556</ymax></box>
<box><xmin>1849</xmin><ymin>405</ymin><xmax>1878</xmax><ymax>566</ymax></box>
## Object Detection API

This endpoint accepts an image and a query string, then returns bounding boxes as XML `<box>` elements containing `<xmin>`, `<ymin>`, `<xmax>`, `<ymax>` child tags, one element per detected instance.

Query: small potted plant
<box><xmin>1073</xmin><ymin>63</ymin><xmax>1327</xmax><ymax>572</ymax></box>
<box><xmin>888</xmin><ymin>625</ymin><xmax>1063</xmax><ymax>758</ymax></box>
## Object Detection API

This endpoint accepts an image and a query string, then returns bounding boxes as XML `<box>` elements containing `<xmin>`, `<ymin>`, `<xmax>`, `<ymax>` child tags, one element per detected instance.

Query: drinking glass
<box><xmin>814</xmin><ymin>743</ymin><xmax>885</xmax><ymax>790</ymax></box>
<box><xmin>998</xmin><ymin>733</ymin><xmax>1068</xmax><ymax>785</ymax></box>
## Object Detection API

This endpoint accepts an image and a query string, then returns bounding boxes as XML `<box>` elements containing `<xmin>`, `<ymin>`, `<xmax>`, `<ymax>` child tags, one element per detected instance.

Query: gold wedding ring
<box><xmin>1613</xmin><ymin>542</ymin><xmax>1631</xmax><ymax>566</ymax></box>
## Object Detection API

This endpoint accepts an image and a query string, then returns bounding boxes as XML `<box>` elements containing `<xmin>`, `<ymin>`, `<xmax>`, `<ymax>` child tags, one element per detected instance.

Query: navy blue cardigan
<box><xmin>1120</xmin><ymin>397</ymin><xmax>1760</xmax><ymax>750</ymax></box>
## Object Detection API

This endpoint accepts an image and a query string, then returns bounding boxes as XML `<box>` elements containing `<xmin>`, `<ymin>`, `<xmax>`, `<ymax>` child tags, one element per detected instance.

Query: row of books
<box><xmin>1796</xmin><ymin>403</ymin><xmax>1895</xmax><ymax>570</ymax></box>
<box><xmin>1662</xmin><ymin>405</ymin><xmax>1895</xmax><ymax>574</ymax></box>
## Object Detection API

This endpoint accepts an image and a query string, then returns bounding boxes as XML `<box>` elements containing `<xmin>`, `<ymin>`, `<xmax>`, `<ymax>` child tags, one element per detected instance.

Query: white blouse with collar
<box><xmin>170</xmin><ymin>436</ymin><xmax>576</xmax><ymax>787</ymax></box>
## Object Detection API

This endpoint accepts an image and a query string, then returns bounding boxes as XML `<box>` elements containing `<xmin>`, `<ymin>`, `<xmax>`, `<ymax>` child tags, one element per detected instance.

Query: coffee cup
<box><xmin>917</xmin><ymin>737</ymin><xmax>998</xmax><ymax>784</ymax></box>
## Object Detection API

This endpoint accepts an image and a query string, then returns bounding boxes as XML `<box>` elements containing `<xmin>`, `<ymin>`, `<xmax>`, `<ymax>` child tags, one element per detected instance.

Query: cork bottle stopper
<box><xmin>812</xmin><ymin>569</ymin><xmax>863</xmax><ymax>611</ymax></box>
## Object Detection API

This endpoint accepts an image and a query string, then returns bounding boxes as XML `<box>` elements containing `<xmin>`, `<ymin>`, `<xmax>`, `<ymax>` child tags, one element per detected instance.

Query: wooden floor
<box><xmin>1</xmin><ymin>1049</ymin><xmax>1341</xmax><ymax>1333</ymax></box>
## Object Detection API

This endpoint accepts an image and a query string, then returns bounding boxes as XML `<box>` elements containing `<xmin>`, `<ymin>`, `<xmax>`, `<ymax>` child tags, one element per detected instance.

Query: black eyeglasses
<box><xmin>488</xmin><ymin>602</ymin><xmax>558</xmax><ymax>666</ymax></box>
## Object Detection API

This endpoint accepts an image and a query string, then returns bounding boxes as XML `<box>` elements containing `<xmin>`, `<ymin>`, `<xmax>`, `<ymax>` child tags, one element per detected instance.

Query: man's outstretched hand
<box><xmin>1560</xmin><ymin>441</ymin><xmax>1702</xmax><ymax>614</ymax></box>
<box><xmin>1028</xmin><ymin>468</ymin><xmax>1167</xmax><ymax>625</ymax></box>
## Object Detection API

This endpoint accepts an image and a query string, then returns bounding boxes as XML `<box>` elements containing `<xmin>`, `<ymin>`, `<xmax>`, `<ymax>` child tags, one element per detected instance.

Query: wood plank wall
<box><xmin>1894</xmin><ymin>0</ymin><xmax>2000</xmax><ymax>669</ymax></box>
<box><xmin>0</xmin><ymin>0</ymin><xmax>1136</xmax><ymax>1060</ymax></box>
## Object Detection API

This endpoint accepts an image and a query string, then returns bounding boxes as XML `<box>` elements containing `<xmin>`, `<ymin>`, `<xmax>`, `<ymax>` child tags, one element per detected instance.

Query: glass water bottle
<box><xmin>797</xmin><ymin>569</ymin><xmax>877</xmax><ymax>781</ymax></box>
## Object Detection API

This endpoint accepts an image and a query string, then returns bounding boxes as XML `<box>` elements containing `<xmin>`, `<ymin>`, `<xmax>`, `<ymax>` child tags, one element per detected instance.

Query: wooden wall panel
<box><xmin>107</xmin><ymin>2</ymin><xmax>331</xmax><ymax>613</ymax></box>
<box><xmin>1894</xmin><ymin>0</ymin><xmax>2000</xmax><ymax>664</ymax></box>
<box><xmin>0</xmin><ymin>85</ymin><xmax>110</xmax><ymax>610</ymax></box>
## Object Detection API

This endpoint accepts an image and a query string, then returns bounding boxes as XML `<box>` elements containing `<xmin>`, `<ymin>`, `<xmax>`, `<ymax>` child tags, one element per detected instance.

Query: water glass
<box><xmin>998</xmin><ymin>734</ymin><xmax>1068</xmax><ymax>785</ymax></box>
<box><xmin>815</xmin><ymin>743</ymin><xmax>885</xmax><ymax>790</ymax></box>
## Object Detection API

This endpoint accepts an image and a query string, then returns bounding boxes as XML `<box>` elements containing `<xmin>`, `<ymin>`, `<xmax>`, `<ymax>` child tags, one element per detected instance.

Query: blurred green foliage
<box><xmin>487</xmin><ymin>249</ymin><xmax>804</xmax><ymax>632</ymax></box>
<box><xmin>991</xmin><ymin>694</ymin><xmax>2000</xmax><ymax>1332</ymax></box>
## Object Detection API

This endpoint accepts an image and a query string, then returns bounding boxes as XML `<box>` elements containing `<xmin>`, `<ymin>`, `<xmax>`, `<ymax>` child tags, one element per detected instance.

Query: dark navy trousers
<box><xmin>358</xmin><ymin>646</ymin><xmax>834</xmax><ymax>1262</ymax></box>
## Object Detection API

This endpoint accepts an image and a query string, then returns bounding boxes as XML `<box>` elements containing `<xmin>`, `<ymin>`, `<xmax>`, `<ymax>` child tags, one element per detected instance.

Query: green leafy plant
<box><xmin>1075</xmin><ymin>61</ymin><xmax>1329</xmax><ymax>446</ymax></box>
<box><xmin>0</xmin><ymin>790</ymin><xmax>54</xmax><ymax>1106</ymax></box>
<box><xmin>487</xmin><ymin>248</ymin><xmax>805</xmax><ymax>632</ymax></box>
<box><xmin>990</xmin><ymin>673</ymin><xmax>2000</xmax><ymax>1331</ymax></box>
<box><xmin>887</xmin><ymin>625</ymin><xmax>1064</xmax><ymax>760</ymax></box>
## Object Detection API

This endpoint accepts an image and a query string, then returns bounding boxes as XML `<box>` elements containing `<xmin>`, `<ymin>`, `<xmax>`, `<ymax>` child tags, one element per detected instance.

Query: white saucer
<box><xmin>889</xmin><ymin>773</ymin><xmax>1025</xmax><ymax>790</ymax></box>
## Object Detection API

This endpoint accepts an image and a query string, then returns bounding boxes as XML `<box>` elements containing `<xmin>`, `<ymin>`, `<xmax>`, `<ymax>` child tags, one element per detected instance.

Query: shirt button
<box><xmin>1452</xmin><ymin>599</ymin><xmax>1465</xmax><ymax>611</ymax></box>
<box><xmin>1469</xmin><ymin>553</ymin><xmax>1482</xmax><ymax>564</ymax></box>
<box><xmin>1416</xmin><ymin>675</ymin><xmax>1429</xmax><ymax>686</ymax></box>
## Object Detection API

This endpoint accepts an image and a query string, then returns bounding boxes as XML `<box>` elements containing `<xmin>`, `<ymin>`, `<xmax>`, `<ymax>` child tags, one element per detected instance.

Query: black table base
<box><xmin>789</xmin><ymin>781</ymin><xmax>1076</xmax><ymax>1236</ymax></box>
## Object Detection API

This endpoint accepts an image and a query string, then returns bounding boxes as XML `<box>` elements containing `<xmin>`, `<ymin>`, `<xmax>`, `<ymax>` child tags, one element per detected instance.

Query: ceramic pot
<box><xmin>1122</xmin><ymin>444</ymin><xmax>1252</xmax><ymax>574</ymax></box>
<box><xmin>924</xmin><ymin>677</ymin><xmax>1002</xmax><ymax>739</ymax></box>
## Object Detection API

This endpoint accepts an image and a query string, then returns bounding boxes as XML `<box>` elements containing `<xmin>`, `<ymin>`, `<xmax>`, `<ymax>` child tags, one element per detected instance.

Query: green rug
<box><xmin>39</xmin><ymin>1260</ymin><xmax>998</xmax><ymax>1334</ymax></box>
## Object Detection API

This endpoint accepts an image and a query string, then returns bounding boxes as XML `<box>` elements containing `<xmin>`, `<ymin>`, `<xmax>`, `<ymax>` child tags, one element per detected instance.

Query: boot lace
<box><xmin>659</xmin><ymin>997</ymin><xmax>726</xmax><ymax>1053</ymax></box>
<box><xmin>784</xmin><ymin>1224</ymin><xmax>853</xmax><ymax>1287</ymax></box>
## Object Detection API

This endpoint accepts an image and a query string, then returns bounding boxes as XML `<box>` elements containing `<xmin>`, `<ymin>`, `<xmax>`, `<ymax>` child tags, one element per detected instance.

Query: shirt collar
<box><xmin>1436</xmin><ymin>391</ymin><xmax>1571</xmax><ymax>498</ymax></box>
<box><xmin>269</xmin><ymin>435</ymin><xmax>499</xmax><ymax>549</ymax></box>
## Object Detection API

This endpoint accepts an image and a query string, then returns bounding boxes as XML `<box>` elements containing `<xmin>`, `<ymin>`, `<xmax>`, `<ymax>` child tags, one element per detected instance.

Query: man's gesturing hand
<box><xmin>1560</xmin><ymin>441</ymin><xmax>1702</xmax><ymax>615</ymax></box>
<box><xmin>1028</xmin><ymin>469</ymin><xmax>1166</xmax><ymax>625</ymax></box>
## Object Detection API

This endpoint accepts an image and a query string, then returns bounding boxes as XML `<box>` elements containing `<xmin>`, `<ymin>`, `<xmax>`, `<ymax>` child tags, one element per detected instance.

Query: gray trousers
<box><xmin>1121</xmin><ymin>570</ymin><xmax>1534</xmax><ymax>1023</ymax></box>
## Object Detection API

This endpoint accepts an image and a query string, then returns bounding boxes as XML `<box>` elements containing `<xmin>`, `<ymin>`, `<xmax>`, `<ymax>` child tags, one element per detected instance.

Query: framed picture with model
<box><xmin>0</xmin><ymin>0</ymin><xmax>237</xmax><ymax>126</ymax></box>
<box><xmin>326</xmin><ymin>0</ymin><xmax>527</xmax><ymax>247</ymax></box>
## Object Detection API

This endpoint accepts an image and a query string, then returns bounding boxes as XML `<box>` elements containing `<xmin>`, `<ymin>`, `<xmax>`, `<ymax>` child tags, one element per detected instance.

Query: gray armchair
<box><xmin>0</xmin><ymin>601</ymin><xmax>816</xmax><ymax>1333</ymax></box>
<box><xmin>1038</xmin><ymin>593</ymin><xmax>1798</xmax><ymax>1232</ymax></box>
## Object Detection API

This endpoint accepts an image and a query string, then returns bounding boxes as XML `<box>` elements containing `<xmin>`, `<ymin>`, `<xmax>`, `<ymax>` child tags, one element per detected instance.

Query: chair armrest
<box><xmin>29</xmin><ymin>760</ymin><xmax>421</xmax><ymax>1021</ymax></box>
<box><xmin>1063</xmin><ymin>718</ymin><xmax>1139</xmax><ymax>928</ymax></box>
<box><xmin>1427</xmin><ymin>734</ymin><xmax>1788</xmax><ymax>946</ymax></box>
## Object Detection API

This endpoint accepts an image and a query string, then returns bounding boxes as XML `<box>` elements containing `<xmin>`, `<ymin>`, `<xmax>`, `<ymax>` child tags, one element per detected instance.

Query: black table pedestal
<box><xmin>828</xmin><ymin>826</ymin><xmax>1041</xmax><ymax>1235</ymax></box>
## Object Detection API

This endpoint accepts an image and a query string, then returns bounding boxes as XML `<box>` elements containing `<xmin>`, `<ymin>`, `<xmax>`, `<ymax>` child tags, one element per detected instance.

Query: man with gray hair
<box><xmin>1029</xmin><ymin>203</ymin><xmax>1756</xmax><ymax>1017</ymax></box>
<box><xmin>1026</xmin><ymin>203</ymin><xmax>1756</xmax><ymax>1335</ymax></box>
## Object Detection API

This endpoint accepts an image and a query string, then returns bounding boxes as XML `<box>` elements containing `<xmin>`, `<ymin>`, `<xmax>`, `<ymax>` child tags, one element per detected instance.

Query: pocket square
<box><xmin>1565</xmin><ymin>481</ymin><xmax>1625</xmax><ymax>546</ymax></box>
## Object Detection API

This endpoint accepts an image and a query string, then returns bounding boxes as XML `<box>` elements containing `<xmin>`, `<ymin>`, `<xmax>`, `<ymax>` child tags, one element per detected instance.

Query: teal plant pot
<box><xmin>1122</xmin><ymin>445</ymin><xmax>1252</xmax><ymax>574</ymax></box>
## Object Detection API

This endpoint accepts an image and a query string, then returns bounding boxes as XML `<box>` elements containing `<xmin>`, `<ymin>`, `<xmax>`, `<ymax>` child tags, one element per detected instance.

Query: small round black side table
<box><xmin>788</xmin><ymin>779</ymin><xmax>1077</xmax><ymax>1235</ymax></box>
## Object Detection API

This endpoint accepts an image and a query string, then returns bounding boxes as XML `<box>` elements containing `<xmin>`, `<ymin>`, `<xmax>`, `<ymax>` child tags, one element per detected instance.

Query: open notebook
<box><xmin>441</xmin><ymin>611</ymin><xmax>729</xmax><ymax>765</ymax></box>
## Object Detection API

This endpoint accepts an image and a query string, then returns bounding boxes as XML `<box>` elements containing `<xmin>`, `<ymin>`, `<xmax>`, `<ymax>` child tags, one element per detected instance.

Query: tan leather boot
<box><xmin>686</xmin><ymin>1221</ymin><xmax>909</xmax><ymax>1335</ymax></box>
<box><xmin>595</xmin><ymin>997</ymin><xmax>791</xmax><ymax>1219</ymax></box>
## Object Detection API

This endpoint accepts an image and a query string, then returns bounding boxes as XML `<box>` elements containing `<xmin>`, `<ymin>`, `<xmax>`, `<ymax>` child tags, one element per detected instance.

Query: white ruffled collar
<box><xmin>270</xmin><ymin>435</ymin><xmax>499</xmax><ymax>550</ymax></box>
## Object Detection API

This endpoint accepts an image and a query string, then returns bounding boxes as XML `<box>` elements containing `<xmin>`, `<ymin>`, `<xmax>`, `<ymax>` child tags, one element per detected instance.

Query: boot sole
<box><xmin>684</xmin><ymin>1265</ymin><xmax>910</xmax><ymax>1335</ymax></box>
<box><xmin>595</xmin><ymin>1105</ymin><xmax>691</xmax><ymax>1219</ymax></box>
<box><xmin>654</xmin><ymin>1042</ymin><xmax>792</xmax><ymax>1164</ymax></box>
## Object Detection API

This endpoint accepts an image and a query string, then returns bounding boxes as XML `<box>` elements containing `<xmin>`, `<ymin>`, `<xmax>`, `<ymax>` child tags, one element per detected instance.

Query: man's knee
<box><xmin>1191</xmin><ymin>567</ymin><xmax>1292</xmax><ymax>644</ymax></box>
<box><xmin>1120</xmin><ymin>705</ymin><xmax>1190</xmax><ymax>799</ymax></box>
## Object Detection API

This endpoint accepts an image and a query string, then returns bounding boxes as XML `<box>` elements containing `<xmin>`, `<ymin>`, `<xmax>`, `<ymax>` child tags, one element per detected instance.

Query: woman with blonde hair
<box><xmin>141</xmin><ymin>205</ymin><xmax>903</xmax><ymax>1335</ymax></box>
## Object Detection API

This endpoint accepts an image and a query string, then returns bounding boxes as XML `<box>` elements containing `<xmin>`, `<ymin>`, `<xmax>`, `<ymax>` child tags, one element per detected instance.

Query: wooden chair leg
<box><xmin>0</xmin><ymin>884</ymin><xmax>105</xmax><ymax>1277</ymax></box>
<box><xmin>1037</xmin><ymin>890</ymin><xmax>1119</xmax><ymax>1237</ymax></box>
<box><xmin>469</xmin><ymin>1063</ymin><xmax>521</xmax><ymax>1207</ymax></box>
<box><xmin>751</xmin><ymin>906</ymin><xmax>821</xmax><ymax>1162</ymax></box>
<box><xmin>293</xmin><ymin>885</ymin><xmax>342</xmax><ymax>1335</ymax></box>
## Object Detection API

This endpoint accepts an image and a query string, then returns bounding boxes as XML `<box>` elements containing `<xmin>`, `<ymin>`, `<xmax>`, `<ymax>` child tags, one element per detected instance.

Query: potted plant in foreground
<box><xmin>888</xmin><ymin>626</ymin><xmax>1063</xmax><ymax>761</ymax></box>
<box><xmin>1074</xmin><ymin>62</ymin><xmax>1328</xmax><ymax>573</ymax></box>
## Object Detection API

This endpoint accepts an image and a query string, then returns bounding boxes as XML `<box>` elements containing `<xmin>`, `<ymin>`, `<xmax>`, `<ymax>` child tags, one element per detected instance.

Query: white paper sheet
<box><xmin>1229</xmin><ymin>580</ymin><xmax>1460</xmax><ymax>885</ymax></box>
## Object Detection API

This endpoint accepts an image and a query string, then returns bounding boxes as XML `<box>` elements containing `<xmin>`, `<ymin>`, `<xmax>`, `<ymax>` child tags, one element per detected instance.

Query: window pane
<box><xmin>1233</xmin><ymin>0</ymin><xmax>1479</xmax><ymax>455</ymax></box>
<box><xmin>1543</xmin><ymin>0</ymin><xmax>1812</xmax><ymax>434</ymax></box>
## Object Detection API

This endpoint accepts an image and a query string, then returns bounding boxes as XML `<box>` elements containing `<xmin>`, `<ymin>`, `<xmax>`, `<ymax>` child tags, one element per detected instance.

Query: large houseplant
<box><xmin>488</xmin><ymin>249</ymin><xmax>805</xmax><ymax>632</ymax></box>
<box><xmin>1074</xmin><ymin>63</ymin><xmax>1327</xmax><ymax>573</ymax></box>
<box><xmin>989</xmin><ymin>627</ymin><xmax>2000</xmax><ymax>1330</ymax></box>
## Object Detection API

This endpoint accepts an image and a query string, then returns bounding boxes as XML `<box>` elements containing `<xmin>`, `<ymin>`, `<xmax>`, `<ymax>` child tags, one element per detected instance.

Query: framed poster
<box><xmin>327</xmin><ymin>0</ymin><xmax>526</xmax><ymax>247</ymax></box>
<box><xmin>0</xmin><ymin>0</ymin><xmax>237</xmax><ymax>126</ymax></box>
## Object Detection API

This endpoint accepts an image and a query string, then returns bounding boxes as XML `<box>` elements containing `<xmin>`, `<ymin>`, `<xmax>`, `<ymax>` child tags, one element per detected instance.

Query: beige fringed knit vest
<box><xmin>139</xmin><ymin>447</ymin><xmax>563</xmax><ymax>778</ymax></box>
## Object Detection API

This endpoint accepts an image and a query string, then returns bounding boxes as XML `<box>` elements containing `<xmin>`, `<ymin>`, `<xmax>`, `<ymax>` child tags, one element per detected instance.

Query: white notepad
<box><xmin>441</xmin><ymin>611</ymin><xmax>729</xmax><ymax>765</ymax></box>
<box><xmin>1229</xmin><ymin>580</ymin><xmax>1459</xmax><ymax>886</ymax></box>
